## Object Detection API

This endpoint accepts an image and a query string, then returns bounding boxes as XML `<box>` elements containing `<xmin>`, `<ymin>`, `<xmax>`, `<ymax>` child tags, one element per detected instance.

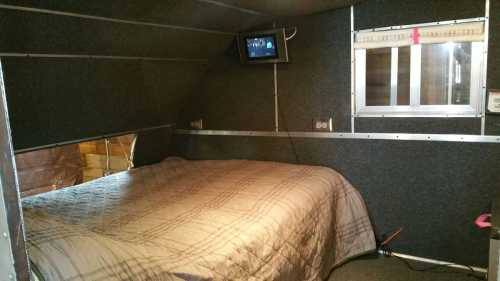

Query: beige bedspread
<box><xmin>22</xmin><ymin>158</ymin><xmax>375</xmax><ymax>281</ymax></box>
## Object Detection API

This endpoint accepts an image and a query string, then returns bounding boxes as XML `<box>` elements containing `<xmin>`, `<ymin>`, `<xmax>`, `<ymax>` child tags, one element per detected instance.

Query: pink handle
<box><xmin>475</xmin><ymin>213</ymin><xmax>492</xmax><ymax>228</ymax></box>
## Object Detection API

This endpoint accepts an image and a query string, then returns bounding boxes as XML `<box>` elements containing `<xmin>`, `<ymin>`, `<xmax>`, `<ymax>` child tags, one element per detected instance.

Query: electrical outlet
<box><xmin>190</xmin><ymin>119</ymin><xmax>203</xmax><ymax>130</ymax></box>
<box><xmin>312</xmin><ymin>118</ymin><xmax>333</xmax><ymax>132</ymax></box>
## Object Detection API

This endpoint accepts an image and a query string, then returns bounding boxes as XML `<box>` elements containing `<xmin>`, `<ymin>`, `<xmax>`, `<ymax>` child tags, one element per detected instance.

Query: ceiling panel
<box><xmin>209</xmin><ymin>0</ymin><xmax>360</xmax><ymax>16</ymax></box>
<box><xmin>0</xmin><ymin>0</ymin><xmax>272</xmax><ymax>33</ymax></box>
<box><xmin>0</xmin><ymin>9</ymin><xmax>234</xmax><ymax>58</ymax></box>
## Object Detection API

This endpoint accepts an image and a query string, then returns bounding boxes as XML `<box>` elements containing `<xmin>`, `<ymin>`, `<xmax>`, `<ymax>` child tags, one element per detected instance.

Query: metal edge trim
<box><xmin>0</xmin><ymin>4</ymin><xmax>236</xmax><ymax>36</ymax></box>
<box><xmin>354</xmin><ymin>113</ymin><xmax>480</xmax><ymax>118</ymax></box>
<box><xmin>175</xmin><ymin>129</ymin><xmax>500</xmax><ymax>143</ymax></box>
<box><xmin>481</xmin><ymin>0</ymin><xmax>490</xmax><ymax>135</ymax></box>
<box><xmin>0</xmin><ymin>59</ymin><xmax>30</xmax><ymax>280</ymax></box>
<box><xmin>350</xmin><ymin>5</ymin><xmax>356</xmax><ymax>133</ymax></box>
<box><xmin>0</xmin><ymin>58</ymin><xmax>17</xmax><ymax>281</ymax></box>
<box><xmin>0</xmin><ymin>53</ymin><xmax>209</xmax><ymax>63</ymax></box>
<box><xmin>390</xmin><ymin>47</ymin><xmax>399</xmax><ymax>106</ymax></box>
<box><xmin>15</xmin><ymin>123</ymin><xmax>176</xmax><ymax>155</ymax></box>
<box><xmin>274</xmin><ymin>62</ymin><xmax>279</xmax><ymax>132</ymax></box>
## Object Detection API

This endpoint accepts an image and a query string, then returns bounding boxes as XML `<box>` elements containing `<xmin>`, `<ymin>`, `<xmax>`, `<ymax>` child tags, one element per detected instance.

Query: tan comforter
<box><xmin>22</xmin><ymin>158</ymin><xmax>375</xmax><ymax>281</ymax></box>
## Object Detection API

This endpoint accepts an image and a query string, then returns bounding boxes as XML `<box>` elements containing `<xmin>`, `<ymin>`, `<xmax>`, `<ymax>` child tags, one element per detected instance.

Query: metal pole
<box><xmin>481</xmin><ymin>0</ymin><xmax>490</xmax><ymax>135</ymax></box>
<box><xmin>274</xmin><ymin>63</ymin><xmax>279</xmax><ymax>132</ymax></box>
<box><xmin>273</xmin><ymin>21</ymin><xmax>279</xmax><ymax>133</ymax></box>
<box><xmin>104</xmin><ymin>138</ymin><xmax>111</xmax><ymax>176</ymax></box>
<box><xmin>350</xmin><ymin>5</ymin><xmax>356</xmax><ymax>133</ymax></box>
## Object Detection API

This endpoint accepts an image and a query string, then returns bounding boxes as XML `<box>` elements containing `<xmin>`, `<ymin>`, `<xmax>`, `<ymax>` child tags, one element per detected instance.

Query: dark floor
<box><xmin>328</xmin><ymin>255</ymin><xmax>486</xmax><ymax>281</ymax></box>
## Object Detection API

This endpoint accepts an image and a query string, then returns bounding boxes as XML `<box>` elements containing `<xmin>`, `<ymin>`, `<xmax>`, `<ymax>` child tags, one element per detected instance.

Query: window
<box><xmin>354</xmin><ymin>20</ymin><xmax>485</xmax><ymax>117</ymax></box>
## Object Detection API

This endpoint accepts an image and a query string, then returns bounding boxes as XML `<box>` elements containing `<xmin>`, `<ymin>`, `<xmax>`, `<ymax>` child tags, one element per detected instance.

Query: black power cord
<box><xmin>277</xmin><ymin>92</ymin><xmax>300</xmax><ymax>164</ymax></box>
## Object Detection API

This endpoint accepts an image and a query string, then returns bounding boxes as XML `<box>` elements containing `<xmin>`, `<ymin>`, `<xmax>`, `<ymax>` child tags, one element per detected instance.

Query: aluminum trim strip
<box><xmin>390</xmin><ymin>47</ymin><xmax>399</xmax><ymax>106</ymax></box>
<box><xmin>481</xmin><ymin>0</ymin><xmax>490</xmax><ymax>135</ymax></box>
<box><xmin>350</xmin><ymin>5</ymin><xmax>356</xmax><ymax>133</ymax></box>
<box><xmin>354</xmin><ymin>113</ymin><xmax>479</xmax><ymax>118</ymax></box>
<box><xmin>175</xmin><ymin>129</ymin><xmax>500</xmax><ymax>143</ymax></box>
<box><xmin>0</xmin><ymin>4</ymin><xmax>235</xmax><ymax>36</ymax></box>
<box><xmin>274</xmin><ymin>63</ymin><xmax>279</xmax><ymax>132</ymax></box>
<box><xmin>410</xmin><ymin>44</ymin><xmax>421</xmax><ymax>107</ymax></box>
<box><xmin>15</xmin><ymin>123</ymin><xmax>176</xmax><ymax>154</ymax></box>
<box><xmin>447</xmin><ymin>44</ymin><xmax>454</xmax><ymax>105</ymax></box>
<box><xmin>0</xmin><ymin>58</ymin><xmax>17</xmax><ymax>281</ymax></box>
<box><xmin>0</xmin><ymin>53</ymin><xmax>209</xmax><ymax>63</ymax></box>
<box><xmin>0</xmin><ymin>180</ymin><xmax>16</xmax><ymax>280</ymax></box>
<box><xmin>470</xmin><ymin>42</ymin><xmax>484</xmax><ymax>118</ymax></box>
<box><xmin>0</xmin><ymin>59</ymin><xmax>30</xmax><ymax>280</ymax></box>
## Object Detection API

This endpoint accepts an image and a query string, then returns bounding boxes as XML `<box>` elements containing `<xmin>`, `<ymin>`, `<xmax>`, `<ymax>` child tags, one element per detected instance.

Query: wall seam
<box><xmin>0</xmin><ymin>4</ymin><xmax>236</xmax><ymax>36</ymax></box>
<box><xmin>0</xmin><ymin>53</ymin><xmax>209</xmax><ymax>63</ymax></box>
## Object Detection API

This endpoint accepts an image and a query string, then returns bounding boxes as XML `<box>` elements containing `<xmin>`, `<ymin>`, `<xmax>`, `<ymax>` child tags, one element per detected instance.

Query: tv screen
<box><xmin>245</xmin><ymin>35</ymin><xmax>278</xmax><ymax>60</ymax></box>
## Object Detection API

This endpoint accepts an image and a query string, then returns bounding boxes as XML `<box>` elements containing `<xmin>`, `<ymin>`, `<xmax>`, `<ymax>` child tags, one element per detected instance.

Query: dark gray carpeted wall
<box><xmin>0</xmin><ymin>0</ymin><xmax>271</xmax><ymax>150</ymax></box>
<box><xmin>275</xmin><ymin>10</ymin><xmax>352</xmax><ymax>132</ymax></box>
<box><xmin>176</xmin><ymin>0</ymin><xmax>500</xmax><ymax>267</ymax></box>
<box><xmin>2</xmin><ymin>58</ymin><xmax>207</xmax><ymax>149</ymax></box>
<box><xmin>181</xmin><ymin>0</ymin><xmax>495</xmax><ymax>134</ymax></box>
<box><xmin>178</xmin><ymin>42</ymin><xmax>276</xmax><ymax>131</ymax></box>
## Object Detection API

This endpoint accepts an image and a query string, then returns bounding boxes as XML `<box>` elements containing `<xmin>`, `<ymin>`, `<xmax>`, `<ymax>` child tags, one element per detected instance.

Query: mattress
<box><xmin>22</xmin><ymin>158</ymin><xmax>376</xmax><ymax>281</ymax></box>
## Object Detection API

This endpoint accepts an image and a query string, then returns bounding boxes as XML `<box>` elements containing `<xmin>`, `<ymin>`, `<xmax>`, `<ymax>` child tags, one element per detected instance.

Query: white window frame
<box><xmin>354</xmin><ymin>19</ymin><xmax>486</xmax><ymax>118</ymax></box>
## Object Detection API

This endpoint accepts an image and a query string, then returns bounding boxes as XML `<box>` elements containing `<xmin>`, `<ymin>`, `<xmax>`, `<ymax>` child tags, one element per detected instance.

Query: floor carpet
<box><xmin>328</xmin><ymin>255</ymin><xmax>486</xmax><ymax>281</ymax></box>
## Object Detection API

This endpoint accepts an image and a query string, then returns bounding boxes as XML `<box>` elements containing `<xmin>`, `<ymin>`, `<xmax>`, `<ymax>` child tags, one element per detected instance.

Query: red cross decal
<box><xmin>411</xmin><ymin>28</ymin><xmax>420</xmax><ymax>44</ymax></box>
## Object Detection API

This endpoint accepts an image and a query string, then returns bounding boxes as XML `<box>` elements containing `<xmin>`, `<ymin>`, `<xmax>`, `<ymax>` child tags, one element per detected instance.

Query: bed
<box><xmin>22</xmin><ymin>158</ymin><xmax>376</xmax><ymax>281</ymax></box>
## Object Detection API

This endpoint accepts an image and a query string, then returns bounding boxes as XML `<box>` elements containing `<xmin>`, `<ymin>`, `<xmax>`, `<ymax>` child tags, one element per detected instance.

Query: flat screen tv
<box><xmin>245</xmin><ymin>35</ymin><xmax>278</xmax><ymax>60</ymax></box>
<box><xmin>238</xmin><ymin>28</ymin><xmax>289</xmax><ymax>64</ymax></box>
